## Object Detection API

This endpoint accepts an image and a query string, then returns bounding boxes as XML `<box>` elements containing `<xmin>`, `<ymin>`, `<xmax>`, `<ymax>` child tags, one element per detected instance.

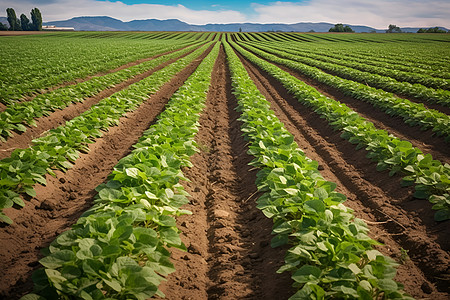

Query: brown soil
<box><xmin>234</xmin><ymin>46</ymin><xmax>450</xmax><ymax>298</ymax></box>
<box><xmin>394</xmin><ymin>94</ymin><xmax>450</xmax><ymax>116</ymax></box>
<box><xmin>273</xmin><ymin>49</ymin><xmax>450</xmax><ymax>116</ymax></box>
<box><xmin>266</xmin><ymin>60</ymin><xmax>450</xmax><ymax>162</ymax></box>
<box><xmin>158</xmin><ymin>45</ymin><xmax>293</xmax><ymax>300</ymax></box>
<box><xmin>0</xmin><ymin>31</ymin><xmax>51</xmax><ymax>36</ymax></box>
<box><xmin>0</xmin><ymin>44</ymin><xmax>202</xmax><ymax>159</ymax></box>
<box><xmin>1</xmin><ymin>39</ymin><xmax>449</xmax><ymax>300</ymax></box>
<box><xmin>0</xmin><ymin>44</ymin><xmax>213</xmax><ymax>300</ymax></box>
<box><xmin>239</xmin><ymin>44</ymin><xmax>450</xmax><ymax>162</ymax></box>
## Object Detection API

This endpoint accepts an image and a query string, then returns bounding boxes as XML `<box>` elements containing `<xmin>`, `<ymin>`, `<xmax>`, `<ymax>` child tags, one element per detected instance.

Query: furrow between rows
<box><xmin>0</xmin><ymin>44</ymin><xmax>214</xmax><ymax>299</ymax></box>
<box><xmin>234</xmin><ymin>46</ymin><xmax>450</xmax><ymax>297</ymax></box>
<box><xmin>159</xmin><ymin>45</ymin><xmax>293</xmax><ymax>300</ymax></box>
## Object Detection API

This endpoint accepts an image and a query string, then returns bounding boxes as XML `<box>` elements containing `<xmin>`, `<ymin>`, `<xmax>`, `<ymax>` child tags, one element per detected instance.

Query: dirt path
<box><xmin>0</xmin><ymin>45</ymin><xmax>213</xmax><ymax>300</ymax></box>
<box><xmin>234</xmin><ymin>47</ymin><xmax>450</xmax><ymax>298</ymax></box>
<box><xmin>0</xmin><ymin>44</ymin><xmax>203</xmax><ymax>159</ymax></box>
<box><xmin>159</xmin><ymin>46</ymin><xmax>294</xmax><ymax>300</ymax></box>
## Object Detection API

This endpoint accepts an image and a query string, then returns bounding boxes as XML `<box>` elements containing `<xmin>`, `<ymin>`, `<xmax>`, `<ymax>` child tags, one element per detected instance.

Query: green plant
<box><xmin>21</xmin><ymin>42</ymin><xmax>220</xmax><ymax>299</ymax></box>
<box><xmin>233</xmin><ymin>41</ymin><xmax>450</xmax><ymax>220</ymax></box>
<box><xmin>225</xmin><ymin>39</ymin><xmax>412</xmax><ymax>299</ymax></box>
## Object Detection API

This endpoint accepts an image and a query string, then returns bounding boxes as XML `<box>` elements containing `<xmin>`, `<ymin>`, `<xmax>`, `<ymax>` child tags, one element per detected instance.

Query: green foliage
<box><xmin>252</xmin><ymin>40</ymin><xmax>450</xmax><ymax>92</ymax></box>
<box><xmin>224</xmin><ymin>40</ymin><xmax>412</xmax><ymax>299</ymax></box>
<box><xmin>30</xmin><ymin>8</ymin><xmax>42</xmax><ymax>31</ymax></box>
<box><xmin>234</xmin><ymin>41</ymin><xmax>450</xmax><ymax>221</ymax></box>
<box><xmin>0</xmin><ymin>42</ymin><xmax>212</xmax><ymax>224</ymax></box>
<box><xmin>0</xmin><ymin>36</ymin><xmax>194</xmax><ymax>104</ymax></box>
<box><xmin>242</xmin><ymin>42</ymin><xmax>450</xmax><ymax>134</ymax></box>
<box><xmin>20</xmin><ymin>14</ymin><xmax>31</xmax><ymax>31</ymax></box>
<box><xmin>386</xmin><ymin>24</ymin><xmax>402</xmax><ymax>33</ymax></box>
<box><xmin>21</xmin><ymin>42</ymin><xmax>220</xmax><ymax>299</ymax></box>
<box><xmin>0</xmin><ymin>42</ymin><xmax>202</xmax><ymax>142</ymax></box>
<box><xmin>417</xmin><ymin>27</ymin><xmax>447</xmax><ymax>33</ymax></box>
<box><xmin>329</xmin><ymin>24</ymin><xmax>354</xmax><ymax>33</ymax></box>
<box><xmin>0</xmin><ymin>22</ymin><xmax>7</xmax><ymax>30</ymax></box>
<box><xmin>6</xmin><ymin>8</ymin><xmax>19</xmax><ymax>31</ymax></box>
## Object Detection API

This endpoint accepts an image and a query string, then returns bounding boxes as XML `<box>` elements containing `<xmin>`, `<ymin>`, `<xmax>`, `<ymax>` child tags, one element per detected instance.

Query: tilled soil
<box><xmin>0</xmin><ymin>44</ymin><xmax>203</xmax><ymax>158</ymax></box>
<box><xmin>159</xmin><ymin>46</ymin><xmax>293</xmax><ymax>300</ymax></box>
<box><xmin>263</xmin><ymin>57</ymin><xmax>450</xmax><ymax>162</ymax></box>
<box><xmin>1</xmin><ymin>41</ymin><xmax>449</xmax><ymax>300</ymax></box>
<box><xmin>234</xmin><ymin>46</ymin><xmax>450</xmax><ymax>298</ymax></box>
<box><xmin>0</xmin><ymin>44</ymin><xmax>213</xmax><ymax>299</ymax></box>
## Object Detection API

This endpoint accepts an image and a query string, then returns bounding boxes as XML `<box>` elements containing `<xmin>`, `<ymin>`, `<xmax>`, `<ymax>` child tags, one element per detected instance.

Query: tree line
<box><xmin>0</xmin><ymin>8</ymin><xmax>42</xmax><ymax>31</ymax></box>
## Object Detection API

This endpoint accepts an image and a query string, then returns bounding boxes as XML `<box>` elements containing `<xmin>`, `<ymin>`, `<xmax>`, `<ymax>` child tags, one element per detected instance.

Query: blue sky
<box><xmin>98</xmin><ymin>0</ymin><xmax>274</xmax><ymax>11</ymax></box>
<box><xmin>2</xmin><ymin>0</ymin><xmax>450</xmax><ymax>28</ymax></box>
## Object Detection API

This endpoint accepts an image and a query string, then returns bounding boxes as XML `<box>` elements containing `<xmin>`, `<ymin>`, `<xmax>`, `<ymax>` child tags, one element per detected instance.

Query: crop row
<box><xmin>0</xmin><ymin>42</ymin><xmax>212</xmax><ymax>225</ymax></box>
<box><xmin>238</xmin><ymin>33</ymin><xmax>450</xmax><ymax>77</ymax></box>
<box><xmin>296</xmin><ymin>35</ymin><xmax>450</xmax><ymax>71</ymax></box>
<box><xmin>251</xmin><ymin>41</ymin><xmax>450</xmax><ymax>90</ymax></box>
<box><xmin>243</xmin><ymin>41</ymin><xmax>450</xmax><ymax>107</ymax></box>
<box><xmin>0</xmin><ymin>41</ymin><xmax>201</xmax><ymax>141</ymax></box>
<box><xmin>232</xmin><ymin>41</ymin><xmax>450</xmax><ymax>221</ymax></box>
<box><xmin>21</xmin><ymin>42</ymin><xmax>220</xmax><ymax>300</ymax></box>
<box><xmin>0</xmin><ymin>37</ymin><xmax>192</xmax><ymax>103</ymax></box>
<box><xmin>239</xmin><ymin>42</ymin><xmax>450</xmax><ymax>138</ymax></box>
<box><xmin>224</xmin><ymin>41</ymin><xmax>412</xmax><ymax>299</ymax></box>
<box><xmin>258</xmin><ymin>41</ymin><xmax>450</xmax><ymax>80</ymax></box>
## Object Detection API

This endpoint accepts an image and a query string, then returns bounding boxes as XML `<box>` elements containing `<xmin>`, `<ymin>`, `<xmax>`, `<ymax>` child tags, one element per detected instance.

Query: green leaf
<box><xmin>434</xmin><ymin>209</ymin><xmax>450</xmax><ymax>221</ymax></box>
<box><xmin>40</xmin><ymin>250</ymin><xmax>75</xmax><ymax>269</ymax></box>
<box><xmin>19</xmin><ymin>294</ymin><xmax>47</xmax><ymax>300</ymax></box>
<box><xmin>378</xmin><ymin>279</ymin><xmax>399</xmax><ymax>292</ymax></box>
<box><xmin>24</xmin><ymin>186</ymin><xmax>36</xmax><ymax>198</ymax></box>
<box><xmin>103</xmin><ymin>278</ymin><xmax>122</xmax><ymax>292</ymax></box>
<box><xmin>304</xmin><ymin>200</ymin><xmax>325</xmax><ymax>213</ymax></box>
<box><xmin>98</xmin><ymin>188</ymin><xmax>122</xmax><ymax>201</ymax></box>
<box><xmin>15</xmin><ymin>124</ymin><xmax>28</xmax><ymax>132</ymax></box>
<box><xmin>0</xmin><ymin>212</ymin><xmax>13</xmax><ymax>224</ymax></box>
<box><xmin>271</xmin><ymin>234</ymin><xmax>289</xmax><ymax>247</ymax></box>
<box><xmin>125</xmin><ymin>168</ymin><xmax>140</xmax><ymax>179</ymax></box>
<box><xmin>292</xmin><ymin>265</ymin><xmax>322</xmax><ymax>283</ymax></box>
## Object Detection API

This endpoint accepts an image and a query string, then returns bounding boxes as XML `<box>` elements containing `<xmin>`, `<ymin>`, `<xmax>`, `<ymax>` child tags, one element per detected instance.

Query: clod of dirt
<box><xmin>214</xmin><ymin>209</ymin><xmax>230</xmax><ymax>219</ymax></box>
<box><xmin>38</xmin><ymin>200</ymin><xmax>54</xmax><ymax>211</ymax></box>
<box><xmin>188</xmin><ymin>243</ymin><xmax>201</xmax><ymax>255</ymax></box>
<box><xmin>421</xmin><ymin>282</ymin><xmax>433</xmax><ymax>294</ymax></box>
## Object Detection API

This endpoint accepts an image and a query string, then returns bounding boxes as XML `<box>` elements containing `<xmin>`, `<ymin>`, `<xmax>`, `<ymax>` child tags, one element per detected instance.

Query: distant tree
<box><xmin>31</xmin><ymin>8</ymin><xmax>42</xmax><ymax>31</ymax></box>
<box><xmin>0</xmin><ymin>22</ymin><xmax>7</xmax><ymax>31</ymax></box>
<box><xmin>308</xmin><ymin>29</ymin><xmax>315</xmax><ymax>32</ymax></box>
<box><xmin>16</xmin><ymin>18</ymin><xmax>22</xmax><ymax>31</ymax></box>
<box><xmin>20</xmin><ymin>14</ymin><xmax>31</xmax><ymax>31</ymax></box>
<box><xmin>417</xmin><ymin>27</ymin><xmax>447</xmax><ymax>33</ymax></box>
<box><xmin>329</xmin><ymin>23</ymin><xmax>354</xmax><ymax>32</ymax></box>
<box><xmin>239</xmin><ymin>27</ymin><xmax>242</xmax><ymax>32</ymax></box>
<box><xmin>6</xmin><ymin>8</ymin><xmax>20</xmax><ymax>31</ymax></box>
<box><xmin>386</xmin><ymin>24</ymin><xmax>402</xmax><ymax>33</ymax></box>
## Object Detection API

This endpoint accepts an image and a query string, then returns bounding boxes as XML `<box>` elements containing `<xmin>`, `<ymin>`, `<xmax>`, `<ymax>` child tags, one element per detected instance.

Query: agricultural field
<box><xmin>0</xmin><ymin>31</ymin><xmax>449</xmax><ymax>300</ymax></box>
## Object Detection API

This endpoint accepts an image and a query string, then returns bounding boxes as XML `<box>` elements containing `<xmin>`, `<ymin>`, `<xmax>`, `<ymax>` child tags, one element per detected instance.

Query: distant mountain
<box><xmin>44</xmin><ymin>16</ymin><xmax>386</xmax><ymax>32</ymax></box>
<box><xmin>2</xmin><ymin>15</ymin><xmax>447</xmax><ymax>33</ymax></box>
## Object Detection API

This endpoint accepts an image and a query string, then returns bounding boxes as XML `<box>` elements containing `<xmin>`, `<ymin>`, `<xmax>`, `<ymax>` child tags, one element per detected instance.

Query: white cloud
<box><xmin>251</xmin><ymin>0</ymin><xmax>450</xmax><ymax>28</ymax></box>
<box><xmin>0</xmin><ymin>0</ymin><xmax>247</xmax><ymax>24</ymax></box>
